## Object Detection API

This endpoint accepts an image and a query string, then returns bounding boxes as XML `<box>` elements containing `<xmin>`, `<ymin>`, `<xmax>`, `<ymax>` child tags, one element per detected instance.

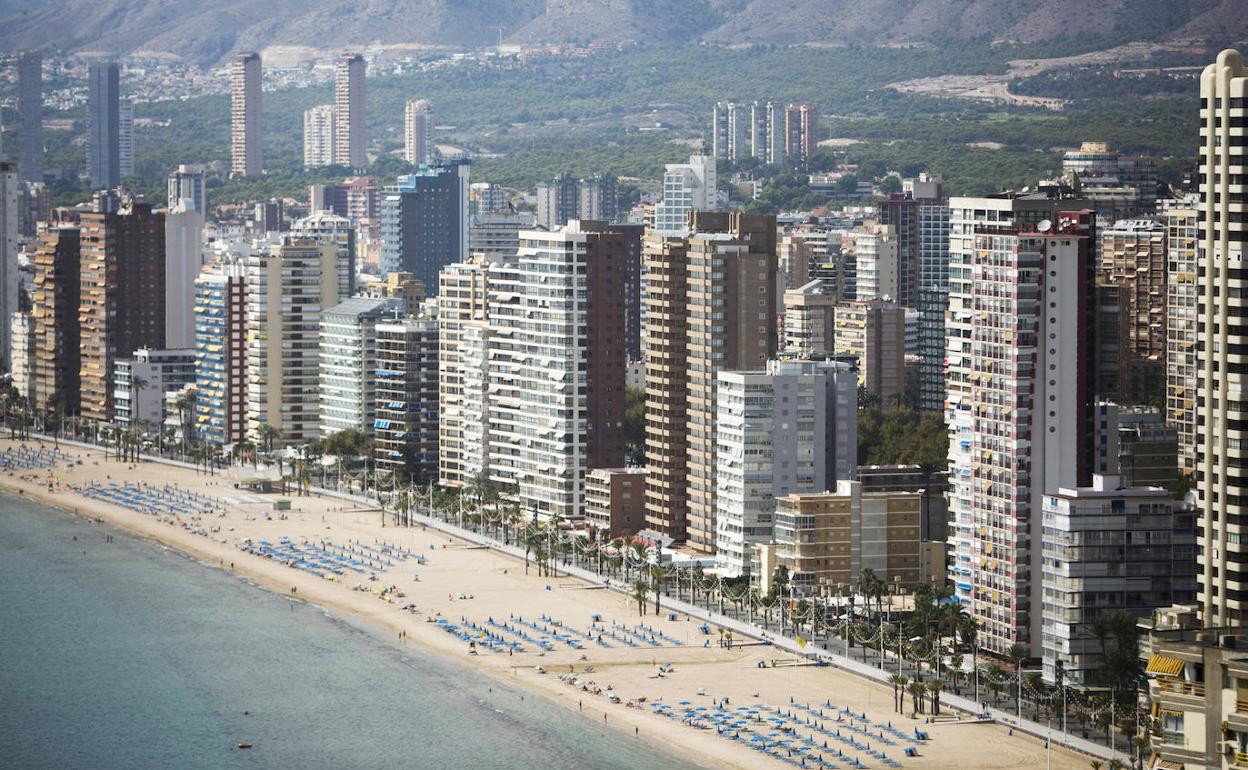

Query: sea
<box><xmin>0</xmin><ymin>493</ymin><xmax>702</xmax><ymax>770</ymax></box>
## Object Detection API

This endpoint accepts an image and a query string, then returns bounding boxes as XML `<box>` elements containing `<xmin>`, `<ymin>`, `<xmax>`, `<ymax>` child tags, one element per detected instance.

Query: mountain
<box><xmin>2</xmin><ymin>0</ymin><xmax>1246</xmax><ymax>65</ymax></box>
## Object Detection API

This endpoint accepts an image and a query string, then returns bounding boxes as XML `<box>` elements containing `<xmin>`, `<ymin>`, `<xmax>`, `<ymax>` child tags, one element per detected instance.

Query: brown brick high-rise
<box><xmin>643</xmin><ymin>211</ymin><xmax>778</xmax><ymax>551</ymax></box>
<box><xmin>32</xmin><ymin>227</ymin><xmax>81</xmax><ymax>414</ymax></box>
<box><xmin>78</xmin><ymin>202</ymin><xmax>166</xmax><ymax>423</ymax></box>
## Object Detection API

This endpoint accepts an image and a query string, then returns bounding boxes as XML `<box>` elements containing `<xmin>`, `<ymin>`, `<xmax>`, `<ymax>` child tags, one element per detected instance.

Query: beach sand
<box><xmin>0</xmin><ymin>437</ymin><xmax>1095</xmax><ymax>770</ymax></box>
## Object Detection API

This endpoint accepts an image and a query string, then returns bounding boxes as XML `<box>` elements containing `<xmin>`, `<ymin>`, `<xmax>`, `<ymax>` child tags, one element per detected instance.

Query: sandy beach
<box><xmin>0</xmin><ymin>437</ymin><xmax>1095</xmax><ymax>770</ymax></box>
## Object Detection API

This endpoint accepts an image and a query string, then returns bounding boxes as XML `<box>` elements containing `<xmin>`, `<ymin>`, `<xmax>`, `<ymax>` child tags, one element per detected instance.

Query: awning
<box><xmin>1146</xmin><ymin>654</ymin><xmax>1185</xmax><ymax>676</ymax></box>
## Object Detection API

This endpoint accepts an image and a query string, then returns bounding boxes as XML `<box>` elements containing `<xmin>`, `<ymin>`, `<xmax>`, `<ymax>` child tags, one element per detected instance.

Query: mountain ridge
<box><xmin>3</xmin><ymin>0</ymin><xmax>1246</xmax><ymax>65</ymax></box>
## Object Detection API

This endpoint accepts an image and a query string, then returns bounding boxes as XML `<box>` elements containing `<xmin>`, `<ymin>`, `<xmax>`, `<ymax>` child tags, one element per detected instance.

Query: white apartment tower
<box><xmin>319</xmin><ymin>296</ymin><xmax>399</xmax><ymax>437</ymax></box>
<box><xmin>1197</xmin><ymin>49</ymin><xmax>1248</xmax><ymax>627</ymax></box>
<box><xmin>245</xmin><ymin>241</ymin><xmax>339</xmax><ymax>445</ymax></box>
<box><xmin>404</xmin><ymin>99</ymin><xmax>433</xmax><ymax>166</ymax></box>
<box><xmin>0</xmin><ymin>163</ymin><xmax>17</xmax><ymax>367</ymax></box>
<box><xmin>714</xmin><ymin>358</ymin><xmax>858</xmax><ymax>576</ymax></box>
<box><xmin>303</xmin><ymin>105</ymin><xmax>336</xmax><ymax>168</ymax></box>
<box><xmin>437</xmin><ymin>259</ymin><xmax>494</xmax><ymax>488</ymax></box>
<box><xmin>164</xmin><ymin>198</ymin><xmax>204</xmax><ymax>349</ymax></box>
<box><xmin>230</xmin><ymin>53</ymin><xmax>262</xmax><ymax>177</ymax></box>
<box><xmin>946</xmin><ymin>202</ymin><xmax>1096</xmax><ymax>655</ymax></box>
<box><xmin>653</xmin><ymin>155</ymin><xmax>717</xmax><ymax>234</ymax></box>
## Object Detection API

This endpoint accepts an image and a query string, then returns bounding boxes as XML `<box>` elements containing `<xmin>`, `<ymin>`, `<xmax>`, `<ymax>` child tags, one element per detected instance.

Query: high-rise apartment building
<box><xmin>1196</xmin><ymin>49</ymin><xmax>1248</xmax><ymax>627</ymax></box>
<box><xmin>1098</xmin><ymin>218</ymin><xmax>1167</xmax><ymax>398</ymax></box>
<box><xmin>168</xmin><ymin>164</ymin><xmax>206</xmax><ymax>215</ymax></box>
<box><xmin>535</xmin><ymin>174</ymin><xmax>579</xmax><ymax>230</ymax></box>
<box><xmin>834</xmin><ymin>298</ymin><xmax>906</xmax><ymax>408</ymax></box>
<box><xmin>374</xmin><ymin>316</ymin><xmax>439</xmax><ymax>484</ymax></box>
<box><xmin>485</xmin><ymin>222</ymin><xmax>628</xmax><ymax>519</ymax></box>
<box><xmin>643</xmin><ymin>212</ymin><xmax>777</xmax><ymax>549</ymax></box>
<box><xmin>653</xmin><ymin>155</ymin><xmax>718</xmax><ymax>234</ymax></box>
<box><xmin>711</xmin><ymin>101</ymin><xmax>749</xmax><ymax>162</ymax></box>
<box><xmin>946</xmin><ymin>209</ymin><xmax>1097</xmax><ymax>655</ymax></box>
<box><xmin>0</xmin><ymin>164</ymin><xmax>17</xmax><ymax>368</ymax></box>
<box><xmin>784</xmin><ymin>102</ymin><xmax>818</xmax><ymax>164</ymax></box>
<box><xmin>403</xmin><ymin>99</ymin><xmax>433</xmax><ymax>166</ymax></box>
<box><xmin>437</xmin><ymin>258</ymin><xmax>494</xmax><ymax>489</ymax></box>
<box><xmin>78</xmin><ymin>202</ymin><xmax>167</xmax><ymax>422</ymax></box>
<box><xmin>911</xmin><ymin>174</ymin><xmax>951</xmax><ymax>413</ymax></box>
<box><xmin>10</xmin><ymin>312</ymin><xmax>35</xmax><ymax>402</ymax></box>
<box><xmin>18</xmin><ymin>51</ymin><xmax>43</xmax><ymax>184</ymax></box>
<box><xmin>1040</xmin><ymin>475</ymin><xmax>1196</xmax><ymax>686</ymax></box>
<box><xmin>578</xmin><ymin>174</ymin><xmax>618</xmax><ymax>222</ymax></box>
<box><xmin>165</xmin><ymin>198</ymin><xmax>204</xmax><ymax>349</ymax></box>
<box><xmin>303</xmin><ymin>104</ymin><xmax>336</xmax><ymax>168</ymax></box>
<box><xmin>193</xmin><ymin>262</ymin><xmax>247</xmax><ymax>445</ymax></box>
<box><xmin>32</xmin><ymin>227</ymin><xmax>81</xmax><ymax>413</ymax></box>
<box><xmin>230</xmin><ymin>53</ymin><xmax>262</xmax><ymax>177</ymax></box>
<box><xmin>469</xmin><ymin>211</ymin><xmax>536</xmax><ymax>262</ymax></box>
<box><xmin>290</xmin><ymin>211</ymin><xmax>356</xmax><ymax>299</ymax></box>
<box><xmin>334</xmin><ymin>54</ymin><xmax>366</xmax><ymax>167</ymax></box>
<box><xmin>245</xmin><ymin>241</ymin><xmax>339</xmax><ymax>445</ymax></box>
<box><xmin>783</xmin><ymin>280</ymin><xmax>836</xmax><ymax>357</ymax></box>
<box><xmin>851</xmin><ymin>221</ymin><xmax>899</xmax><ymax>302</ymax></box>
<box><xmin>87</xmin><ymin>63</ymin><xmax>121</xmax><ymax>190</ymax></box>
<box><xmin>878</xmin><ymin>194</ymin><xmax>921</xmax><ymax>308</ymax></box>
<box><xmin>714</xmin><ymin>358</ymin><xmax>857</xmax><ymax>576</ymax></box>
<box><xmin>748</xmin><ymin>100</ymin><xmax>786</xmax><ymax>165</ymax></box>
<box><xmin>1163</xmin><ymin>195</ymin><xmax>1200</xmax><ymax>472</ymax></box>
<box><xmin>379</xmin><ymin>162</ymin><xmax>470</xmax><ymax>290</ymax></box>
<box><xmin>118</xmin><ymin>98</ymin><xmax>133</xmax><ymax>178</ymax></box>
<box><xmin>319</xmin><ymin>296</ymin><xmax>399</xmax><ymax>437</ymax></box>
<box><xmin>1062</xmin><ymin>141</ymin><xmax>1158</xmax><ymax>220</ymax></box>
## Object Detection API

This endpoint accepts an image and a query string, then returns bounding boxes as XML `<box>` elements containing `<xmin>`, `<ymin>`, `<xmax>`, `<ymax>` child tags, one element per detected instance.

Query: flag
<box><xmin>796</xmin><ymin>635</ymin><xmax>807</xmax><ymax>649</ymax></box>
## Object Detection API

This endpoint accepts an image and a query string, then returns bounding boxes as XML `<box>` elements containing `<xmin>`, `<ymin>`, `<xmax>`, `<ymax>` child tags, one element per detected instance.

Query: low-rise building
<box><xmin>113</xmin><ymin>348</ymin><xmax>197</xmax><ymax>433</ymax></box>
<box><xmin>585</xmin><ymin>468</ymin><xmax>647</xmax><ymax>538</ymax></box>
<box><xmin>760</xmin><ymin>480</ymin><xmax>921</xmax><ymax>597</ymax></box>
<box><xmin>1138</xmin><ymin>606</ymin><xmax>1248</xmax><ymax>770</ymax></box>
<box><xmin>1041</xmin><ymin>475</ymin><xmax>1197</xmax><ymax>686</ymax></box>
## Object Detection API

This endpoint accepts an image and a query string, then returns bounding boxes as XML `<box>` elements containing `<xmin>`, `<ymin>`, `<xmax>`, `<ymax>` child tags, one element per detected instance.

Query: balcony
<box><xmin>1153</xmin><ymin>677</ymin><xmax>1205</xmax><ymax>710</ymax></box>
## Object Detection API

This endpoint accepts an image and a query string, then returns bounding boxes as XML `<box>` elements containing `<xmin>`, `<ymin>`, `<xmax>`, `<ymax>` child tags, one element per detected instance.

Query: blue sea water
<box><xmin>0</xmin><ymin>494</ymin><xmax>702</xmax><ymax>770</ymax></box>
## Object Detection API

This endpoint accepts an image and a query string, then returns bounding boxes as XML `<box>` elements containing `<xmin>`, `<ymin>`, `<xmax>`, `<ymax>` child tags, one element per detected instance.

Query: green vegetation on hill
<box><xmin>24</xmin><ymin>41</ymin><xmax>1206</xmax><ymax>210</ymax></box>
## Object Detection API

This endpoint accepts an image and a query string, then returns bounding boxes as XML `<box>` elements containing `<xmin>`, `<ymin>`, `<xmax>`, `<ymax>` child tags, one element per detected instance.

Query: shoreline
<box><xmin>0</xmin><ymin>437</ymin><xmax>1092</xmax><ymax>770</ymax></box>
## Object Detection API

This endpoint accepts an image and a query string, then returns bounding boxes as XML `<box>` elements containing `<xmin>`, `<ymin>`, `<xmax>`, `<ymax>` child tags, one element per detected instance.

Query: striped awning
<box><xmin>1146</xmin><ymin>654</ymin><xmax>1185</xmax><ymax>676</ymax></box>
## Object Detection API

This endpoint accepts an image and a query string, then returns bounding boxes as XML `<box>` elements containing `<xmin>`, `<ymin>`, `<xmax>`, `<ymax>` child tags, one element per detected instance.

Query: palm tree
<box><xmin>130</xmin><ymin>375</ymin><xmax>149</xmax><ymax>429</ymax></box>
<box><xmin>648</xmin><ymin>563</ymin><xmax>666</xmax><ymax>615</ymax></box>
<box><xmin>257</xmin><ymin>422</ymin><xmax>278</xmax><ymax>453</ymax></box>
<box><xmin>632</xmin><ymin>577</ymin><xmax>649</xmax><ymax>616</ymax></box>
<box><xmin>907</xmin><ymin>680</ymin><xmax>927</xmax><ymax>716</ymax></box>
<box><xmin>927</xmin><ymin>680</ymin><xmax>942</xmax><ymax>716</ymax></box>
<box><xmin>888</xmin><ymin>674</ymin><xmax>908</xmax><ymax>713</ymax></box>
<box><xmin>1090</xmin><ymin>762</ymin><xmax>1103</xmax><ymax>770</ymax></box>
<box><xmin>1006</xmin><ymin>643</ymin><xmax>1027</xmax><ymax>715</ymax></box>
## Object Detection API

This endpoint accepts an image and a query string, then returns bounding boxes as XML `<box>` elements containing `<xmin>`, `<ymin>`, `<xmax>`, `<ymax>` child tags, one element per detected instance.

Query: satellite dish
<box><xmin>1036</xmin><ymin>219</ymin><xmax>1052</xmax><ymax>233</ymax></box>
